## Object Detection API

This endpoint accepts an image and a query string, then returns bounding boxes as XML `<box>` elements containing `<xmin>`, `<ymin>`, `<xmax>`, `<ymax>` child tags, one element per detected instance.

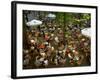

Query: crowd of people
<box><xmin>23</xmin><ymin>20</ymin><xmax>91</xmax><ymax>69</ymax></box>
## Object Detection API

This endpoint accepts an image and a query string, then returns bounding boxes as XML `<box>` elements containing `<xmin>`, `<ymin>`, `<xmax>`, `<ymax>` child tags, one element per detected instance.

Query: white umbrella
<box><xmin>26</xmin><ymin>19</ymin><xmax>42</xmax><ymax>27</ymax></box>
<box><xmin>47</xmin><ymin>13</ymin><xmax>56</xmax><ymax>19</ymax></box>
<box><xmin>81</xmin><ymin>28</ymin><xmax>91</xmax><ymax>37</ymax></box>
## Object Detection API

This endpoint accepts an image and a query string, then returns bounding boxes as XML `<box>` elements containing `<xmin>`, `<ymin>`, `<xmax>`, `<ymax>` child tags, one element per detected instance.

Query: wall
<box><xmin>0</xmin><ymin>0</ymin><xmax>99</xmax><ymax>80</ymax></box>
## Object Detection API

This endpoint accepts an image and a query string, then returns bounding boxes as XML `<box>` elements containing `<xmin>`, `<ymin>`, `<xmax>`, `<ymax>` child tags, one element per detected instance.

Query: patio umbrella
<box><xmin>26</xmin><ymin>19</ymin><xmax>42</xmax><ymax>29</ymax></box>
<box><xmin>47</xmin><ymin>13</ymin><xmax>56</xmax><ymax>19</ymax></box>
<box><xmin>81</xmin><ymin>28</ymin><xmax>91</xmax><ymax>37</ymax></box>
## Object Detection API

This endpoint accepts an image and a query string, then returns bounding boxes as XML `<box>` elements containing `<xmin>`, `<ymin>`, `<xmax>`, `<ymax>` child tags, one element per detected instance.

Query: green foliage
<box><xmin>55</xmin><ymin>12</ymin><xmax>90</xmax><ymax>29</ymax></box>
